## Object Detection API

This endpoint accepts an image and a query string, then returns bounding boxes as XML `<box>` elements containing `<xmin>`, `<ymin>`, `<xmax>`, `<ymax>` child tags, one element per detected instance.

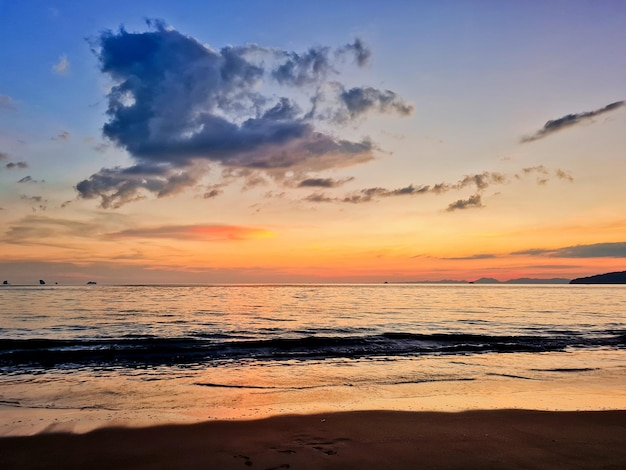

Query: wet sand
<box><xmin>0</xmin><ymin>409</ymin><xmax>625</xmax><ymax>469</ymax></box>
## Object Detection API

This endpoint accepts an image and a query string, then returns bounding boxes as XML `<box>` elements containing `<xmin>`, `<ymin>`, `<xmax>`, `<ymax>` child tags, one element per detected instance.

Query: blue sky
<box><xmin>1</xmin><ymin>1</ymin><xmax>625</xmax><ymax>283</ymax></box>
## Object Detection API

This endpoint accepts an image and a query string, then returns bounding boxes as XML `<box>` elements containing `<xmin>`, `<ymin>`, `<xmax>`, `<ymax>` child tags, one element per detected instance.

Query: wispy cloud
<box><xmin>521</xmin><ymin>101</ymin><xmax>625</xmax><ymax>143</ymax></box>
<box><xmin>0</xmin><ymin>95</ymin><xmax>17</xmax><ymax>111</ymax></box>
<box><xmin>512</xmin><ymin>242</ymin><xmax>626</xmax><ymax>258</ymax></box>
<box><xmin>51</xmin><ymin>131</ymin><xmax>70</xmax><ymax>141</ymax></box>
<box><xmin>304</xmin><ymin>168</ymin><xmax>559</xmax><ymax>210</ymax></box>
<box><xmin>108</xmin><ymin>224</ymin><xmax>274</xmax><ymax>241</ymax></box>
<box><xmin>439</xmin><ymin>253</ymin><xmax>498</xmax><ymax>260</ymax></box>
<box><xmin>19</xmin><ymin>195</ymin><xmax>47</xmax><ymax>212</ymax></box>
<box><xmin>76</xmin><ymin>20</ymin><xmax>411</xmax><ymax>208</ymax></box>
<box><xmin>297</xmin><ymin>177</ymin><xmax>354</xmax><ymax>188</ymax></box>
<box><xmin>52</xmin><ymin>54</ymin><xmax>70</xmax><ymax>75</ymax></box>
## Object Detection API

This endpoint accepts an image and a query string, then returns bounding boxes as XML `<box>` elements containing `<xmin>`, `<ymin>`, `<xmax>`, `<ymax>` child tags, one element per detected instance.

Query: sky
<box><xmin>1</xmin><ymin>0</ymin><xmax>625</xmax><ymax>284</ymax></box>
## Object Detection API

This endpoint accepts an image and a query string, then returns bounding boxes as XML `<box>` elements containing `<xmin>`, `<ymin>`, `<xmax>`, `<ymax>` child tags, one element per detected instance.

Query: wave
<box><xmin>0</xmin><ymin>330</ymin><xmax>623</xmax><ymax>370</ymax></box>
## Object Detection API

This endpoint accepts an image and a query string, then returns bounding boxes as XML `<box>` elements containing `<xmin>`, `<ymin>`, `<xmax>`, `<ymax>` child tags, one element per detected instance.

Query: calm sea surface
<box><xmin>1</xmin><ymin>284</ymin><xmax>625</xmax><ymax>434</ymax></box>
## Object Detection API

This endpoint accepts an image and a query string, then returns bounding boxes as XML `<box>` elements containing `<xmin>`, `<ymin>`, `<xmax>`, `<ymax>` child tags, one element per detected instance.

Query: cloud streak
<box><xmin>512</xmin><ymin>242</ymin><xmax>626</xmax><ymax>258</ymax></box>
<box><xmin>303</xmin><ymin>166</ymin><xmax>572</xmax><ymax>211</ymax></box>
<box><xmin>108</xmin><ymin>224</ymin><xmax>273</xmax><ymax>241</ymax></box>
<box><xmin>77</xmin><ymin>20</ymin><xmax>411</xmax><ymax>208</ymax></box>
<box><xmin>521</xmin><ymin>101</ymin><xmax>625</xmax><ymax>143</ymax></box>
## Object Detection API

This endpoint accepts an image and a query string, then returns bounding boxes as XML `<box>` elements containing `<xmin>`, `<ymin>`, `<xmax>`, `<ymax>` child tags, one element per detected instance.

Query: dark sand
<box><xmin>1</xmin><ymin>410</ymin><xmax>625</xmax><ymax>469</ymax></box>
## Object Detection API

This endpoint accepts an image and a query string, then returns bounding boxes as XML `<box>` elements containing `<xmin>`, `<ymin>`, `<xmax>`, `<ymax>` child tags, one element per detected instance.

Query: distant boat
<box><xmin>2</xmin><ymin>280</ymin><xmax>8</xmax><ymax>285</ymax></box>
<box><xmin>87</xmin><ymin>281</ymin><xmax>97</xmax><ymax>285</ymax></box>
<box><xmin>39</xmin><ymin>280</ymin><xmax>46</xmax><ymax>285</ymax></box>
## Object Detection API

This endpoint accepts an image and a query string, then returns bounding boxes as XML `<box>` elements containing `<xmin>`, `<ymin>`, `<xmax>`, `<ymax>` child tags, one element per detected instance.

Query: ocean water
<box><xmin>1</xmin><ymin>284</ymin><xmax>625</xmax><ymax>434</ymax></box>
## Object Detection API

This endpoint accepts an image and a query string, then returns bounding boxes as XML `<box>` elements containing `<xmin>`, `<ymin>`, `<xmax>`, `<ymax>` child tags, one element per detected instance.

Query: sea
<box><xmin>1</xmin><ymin>284</ymin><xmax>625</xmax><ymax>435</ymax></box>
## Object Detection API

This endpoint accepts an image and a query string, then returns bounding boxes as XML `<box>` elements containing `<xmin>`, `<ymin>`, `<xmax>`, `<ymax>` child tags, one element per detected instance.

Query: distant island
<box><xmin>472</xmin><ymin>277</ymin><xmax>570</xmax><ymax>284</ymax></box>
<box><xmin>569</xmin><ymin>270</ymin><xmax>626</xmax><ymax>284</ymax></box>
<box><xmin>401</xmin><ymin>277</ymin><xmax>571</xmax><ymax>284</ymax></box>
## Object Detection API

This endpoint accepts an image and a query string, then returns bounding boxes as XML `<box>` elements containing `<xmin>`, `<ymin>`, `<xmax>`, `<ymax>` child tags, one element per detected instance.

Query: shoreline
<box><xmin>1</xmin><ymin>409</ymin><xmax>625</xmax><ymax>469</ymax></box>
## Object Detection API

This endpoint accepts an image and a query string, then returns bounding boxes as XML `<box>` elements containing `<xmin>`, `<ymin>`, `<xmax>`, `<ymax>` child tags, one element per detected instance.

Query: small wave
<box><xmin>0</xmin><ymin>330</ymin><xmax>623</xmax><ymax>371</ymax></box>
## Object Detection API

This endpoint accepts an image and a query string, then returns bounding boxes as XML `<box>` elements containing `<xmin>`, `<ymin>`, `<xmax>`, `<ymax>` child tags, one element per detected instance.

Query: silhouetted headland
<box><xmin>569</xmin><ymin>270</ymin><xmax>626</xmax><ymax>284</ymax></box>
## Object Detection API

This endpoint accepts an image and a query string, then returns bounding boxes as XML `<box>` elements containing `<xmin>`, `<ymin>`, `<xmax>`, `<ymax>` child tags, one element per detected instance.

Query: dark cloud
<box><xmin>322</xmin><ymin>171</ymin><xmax>506</xmax><ymax>205</ymax></box>
<box><xmin>337</xmin><ymin>38</ymin><xmax>371</xmax><ymax>67</ymax></box>
<box><xmin>76</xmin><ymin>164</ymin><xmax>205</xmax><ymax>208</ymax></box>
<box><xmin>272</xmin><ymin>46</ymin><xmax>333</xmax><ymax>86</ymax></box>
<box><xmin>18</xmin><ymin>176</ymin><xmax>33</xmax><ymax>183</ymax></box>
<box><xmin>446</xmin><ymin>194</ymin><xmax>482</xmax><ymax>212</ymax></box>
<box><xmin>77</xmin><ymin>22</ymin><xmax>406</xmax><ymax>208</ymax></box>
<box><xmin>203</xmin><ymin>188</ymin><xmax>222</xmax><ymax>199</ymax></box>
<box><xmin>521</xmin><ymin>101</ymin><xmax>625</xmax><ymax>143</ymax></box>
<box><xmin>440</xmin><ymin>253</ymin><xmax>498</xmax><ymax>260</ymax></box>
<box><xmin>452</xmin><ymin>172</ymin><xmax>506</xmax><ymax>190</ymax></box>
<box><xmin>304</xmin><ymin>193</ymin><xmax>335</xmax><ymax>203</ymax></box>
<box><xmin>297</xmin><ymin>177</ymin><xmax>353</xmax><ymax>188</ymax></box>
<box><xmin>303</xmin><ymin>167</ymin><xmax>567</xmax><ymax>211</ymax></box>
<box><xmin>338</xmin><ymin>87</ymin><xmax>413</xmax><ymax>121</ymax></box>
<box><xmin>6</xmin><ymin>161</ymin><xmax>29</xmax><ymax>169</ymax></box>
<box><xmin>512</xmin><ymin>242</ymin><xmax>626</xmax><ymax>258</ymax></box>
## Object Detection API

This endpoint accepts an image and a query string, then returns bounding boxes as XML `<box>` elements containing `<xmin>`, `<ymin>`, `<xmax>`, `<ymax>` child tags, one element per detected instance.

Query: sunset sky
<box><xmin>1</xmin><ymin>0</ymin><xmax>625</xmax><ymax>284</ymax></box>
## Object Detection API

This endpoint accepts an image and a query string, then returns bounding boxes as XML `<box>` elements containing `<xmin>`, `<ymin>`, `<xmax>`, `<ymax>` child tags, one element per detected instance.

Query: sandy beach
<box><xmin>1</xmin><ymin>409</ymin><xmax>624</xmax><ymax>469</ymax></box>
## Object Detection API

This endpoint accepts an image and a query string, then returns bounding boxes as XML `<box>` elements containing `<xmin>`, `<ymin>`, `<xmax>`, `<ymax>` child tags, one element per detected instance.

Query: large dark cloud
<box><xmin>521</xmin><ymin>101</ymin><xmax>625</xmax><ymax>143</ymax></box>
<box><xmin>77</xmin><ymin>21</ymin><xmax>409</xmax><ymax>208</ymax></box>
<box><xmin>512</xmin><ymin>242</ymin><xmax>626</xmax><ymax>258</ymax></box>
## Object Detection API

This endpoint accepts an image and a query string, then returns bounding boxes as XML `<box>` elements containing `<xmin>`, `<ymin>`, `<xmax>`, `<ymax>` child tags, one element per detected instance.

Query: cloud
<box><xmin>555</xmin><ymin>169</ymin><xmax>574</xmax><ymax>182</ymax></box>
<box><xmin>6</xmin><ymin>161</ymin><xmax>29</xmax><ymax>169</ymax></box>
<box><xmin>0</xmin><ymin>152</ymin><xmax>7</xmax><ymax>161</ymax></box>
<box><xmin>521</xmin><ymin>101</ymin><xmax>625</xmax><ymax>143</ymax></box>
<box><xmin>107</xmin><ymin>224</ymin><xmax>273</xmax><ymax>241</ymax></box>
<box><xmin>2</xmin><ymin>215</ymin><xmax>105</xmax><ymax>244</ymax></box>
<box><xmin>18</xmin><ymin>176</ymin><xmax>33</xmax><ymax>183</ymax></box>
<box><xmin>337</xmin><ymin>38</ymin><xmax>371</xmax><ymax>67</ymax></box>
<box><xmin>304</xmin><ymin>193</ymin><xmax>336</xmax><ymax>203</ymax></box>
<box><xmin>19</xmin><ymin>195</ymin><xmax>47</xmax><ymax>211</ymax></box>
<box><xmin>203</xmin><ymin>189</ymin><xmax>221</xmax><ymax>199</ymax></box>
<box><xmin>51</xmin><ymin>131</ymin><xmax>70</xmax><ymax>141</ymax></box>
<box><xmin>446</xmin><ymin>193</ymin><xmax>482</xmax><ymax>212</ymax></box>
<box><xmin>308</xmin><ymin>171</ymin><xmax>508</xmax><ymax>206</ymax></box>
<box><xmin>297</xmin><ymin>177</ymin><xmax>353</xmax><ymax>188</ymax></box>
<box><xmin>336</xmin><ymin>87</ymin><xmax>413</xmax><ymax>121</ymax></box>
<box><xmin>0</xmin><ymin>95</ymin><xmax>17</xmax><ymax>111</ymax></box>
<box><xmin>303</xmin><ymin>166</ymin><xmax>570</xmax><ymax>211</ymax></box>
<box><xmin>77</xmin><ymin>21</ymin><xmax>410</xmax><ymax>208</ymax></box>
<box><xmin>439</xmin><ymin>253</ymin><xmax>498</xmax><ymax>260</ymax></box>
<box><xmin>52</xmin><ymin>54</ymin><xmax>70</xmax><ymax>75</ymax></box>
<box><xmin>512</xmin><ymin>242</ymin><xmax>626</xmax><ymax>258</ymax></box>
<box><xmin>76</xmin><ymin>163</ymin><xmax>206</xmax><ymax>208</ymax></box>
